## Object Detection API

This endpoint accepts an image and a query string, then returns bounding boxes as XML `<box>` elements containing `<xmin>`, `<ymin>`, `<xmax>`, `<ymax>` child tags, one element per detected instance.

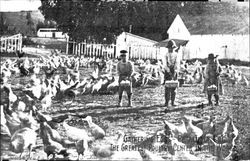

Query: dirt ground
<box><xmin>1</xmin><ymin>62</ymin><xmax>250</xmax><ymax>160</ymax></box>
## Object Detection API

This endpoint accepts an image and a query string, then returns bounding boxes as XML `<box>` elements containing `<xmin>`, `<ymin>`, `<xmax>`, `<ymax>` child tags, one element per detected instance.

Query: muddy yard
<box><xmin>1</xmin><ymin>61</ymin><xmax>250</xmax><ymax>160</ymax></box>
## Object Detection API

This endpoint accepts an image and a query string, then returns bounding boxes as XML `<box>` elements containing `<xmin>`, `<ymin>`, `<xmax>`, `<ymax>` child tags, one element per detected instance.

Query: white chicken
<box><xmin>182</xmin><ymin>116</ymin><xmax>203</xmax><ymax>150</ymax></box>
<box><xmin>10</xmin><ymin>127</ymin><xmax>37</xmax><ymax>159</ymax></box>
<box><xmin>4</xmin><ymin>83</ymin><xmax>18</xmax><ymax>106</ymax></box>
<box><xmin>1</xmin><ymin>106</ymin><xmax>11</xmax><ymax>137</ymax></box>
<box><xmin>163</xmin><ymin>120</ymin><xmax>187</xmax><ymax>137</ymax></box>
<box><xmin>62</xmin><ymin>121</ymin><xmax>90</xmax><ymax>142</ymax></box>
<box><xmin>91</xmin><ymin>79</ymin><xmax>104</xmax><ymax>94</ymax></box>
<box><xmin>242</xmin><ymin>75</ymin><xmax>249</xmax><ymax>86</ymax></box>
<box><xmin>183</xmin><ymin>116</ymin><xmax>203</xmax><ymax>139</ymax></box>
<box><xmin>107</xmin><ymin>79</ymin><xmax>119</xmax><ymax>94</ymax></box>
<box><xmin>82</xmin><ymin>116</ymin><xmax>105</xmax><ymax>139</ymax></box>
<box><xmin>41</xmin><ymin>89</ymin><xmax>53</xmax><ymax>112</ymax></box>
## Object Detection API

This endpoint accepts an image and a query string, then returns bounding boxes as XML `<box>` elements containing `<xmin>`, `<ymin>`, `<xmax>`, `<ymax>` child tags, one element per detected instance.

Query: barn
<box><xmin>155</xmin><ymin>14</ymin><xmax>190</xmax><ymax>61</ymax></box>
<box><xmin>156</xmin><ymin>14</ymin><xmax>249</xmax><ymax>61</ymax></box>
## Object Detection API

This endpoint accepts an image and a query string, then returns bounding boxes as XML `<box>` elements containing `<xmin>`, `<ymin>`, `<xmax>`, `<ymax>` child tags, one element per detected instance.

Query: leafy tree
<box><xmin>0</xmin><ymin>13</ymin><xmax>17</xmax><ymax>35</ymax></box>
<box><xmin>26</xmin><ymin>11</ymin><xmax>35</xmax><ymax>36</ymax></box>
<box><xmin>36</xmin><ymin>20</ymin><xmax>57</xmax><ymax>31</ymax></box>
<box><xmin>39</xmin><ymin>1</ymin><xmax>206</xmax><ymax>44</ymax></box>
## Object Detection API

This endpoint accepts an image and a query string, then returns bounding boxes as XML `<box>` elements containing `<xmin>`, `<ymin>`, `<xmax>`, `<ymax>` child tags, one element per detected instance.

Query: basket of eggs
<box><xmin>207</xmin><ymin>84</ymin><xmax>217</xmax><ymax>94</ymax></box>
<box><xmin>165</xmin><ymin>80</ymin><xmax>179</xmax><ymax>88</ymax></box>
<box><xmin>120</xmin><ymin>80</ymin><xmax>131</xmax><ymax>87</ymax></box>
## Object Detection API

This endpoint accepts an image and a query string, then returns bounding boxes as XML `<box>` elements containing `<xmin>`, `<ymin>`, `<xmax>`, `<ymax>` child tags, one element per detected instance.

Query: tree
<box><xmin>38</xmin><ymin>0</ymin><xmax>189</xmax><ymax>43</ymax></box>
<box><xmin>36</xmin><ymin>20</ymin><xmax>57</xmax><ymax>31</ymax></box>
<box><xmin>0</xmin><ymin>13</ymin><xmax>17</xmax><ymax>35</ymax></box>
<box><xmin>26</xmin><ymin>11</ymin><xmax>35</xmax><ymax>36</ymax></box>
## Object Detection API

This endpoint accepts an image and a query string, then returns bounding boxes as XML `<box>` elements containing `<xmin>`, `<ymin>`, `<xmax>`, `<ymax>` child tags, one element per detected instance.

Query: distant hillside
<box><xmin>181</xmin><ymin>2</ymin><xmax>249</xmax><ymax>35</ymax></box>
<box><xmin>0</xmin><ymin>10</ymin><xmax>44</xmax><ymax>36</ymax></box>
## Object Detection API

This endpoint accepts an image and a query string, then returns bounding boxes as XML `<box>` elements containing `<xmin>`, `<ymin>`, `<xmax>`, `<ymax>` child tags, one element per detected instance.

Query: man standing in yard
<box><xmin>163</xmin><ymin>40</ymin><xmax>180</xmax><ymax>108</ymax></box>
<box><xmin>204</xmin><ymin>53</ymin><xmax>223</xmax><ymax>106</ymax></box>
<box><xmin>117</xmin><ymin>50</ymin><xmax>134</xmax><ymax>107</ymax></box>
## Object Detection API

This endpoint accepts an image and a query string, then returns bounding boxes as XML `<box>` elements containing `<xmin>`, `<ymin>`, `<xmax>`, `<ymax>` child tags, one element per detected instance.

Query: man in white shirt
<box><xmin>163</xmin><ymin>40</ymin><xmax>180</xmax><ymax>108</ymax></box>
<box><xmin>117</xmin><ymin>50</ymin><xmax>134</xmax><ymax>107</ymax></box>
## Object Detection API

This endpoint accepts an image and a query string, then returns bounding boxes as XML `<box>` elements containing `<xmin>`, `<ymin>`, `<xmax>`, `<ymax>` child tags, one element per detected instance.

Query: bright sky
<box><xmin>0</xmin><ymin>0</ymin><xmax>42</xmax><ymax>12</ymax></box>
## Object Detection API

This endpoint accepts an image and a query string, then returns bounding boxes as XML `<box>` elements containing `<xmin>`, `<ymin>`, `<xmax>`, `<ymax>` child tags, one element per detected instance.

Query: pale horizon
<box><xmin>0</xmin><ymin>0</ymin><xmax>42</xmax><ymax>12</ymax></box>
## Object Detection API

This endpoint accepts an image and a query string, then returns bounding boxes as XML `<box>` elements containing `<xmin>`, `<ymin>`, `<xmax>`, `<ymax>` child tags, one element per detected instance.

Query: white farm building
<box><xmin>37</xmin><ymin>28</ymin><xmax>68</xmax><ymax>39</ymax></box>
<box><xmin>116</xmin><ymin>32</ymin><xmax>160</xmax><ymax>59</ymax></box>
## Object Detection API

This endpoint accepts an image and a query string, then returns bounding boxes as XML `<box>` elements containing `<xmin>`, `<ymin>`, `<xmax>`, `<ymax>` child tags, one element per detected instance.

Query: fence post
<box><xmin>66</xmin><ymin>37</ymin><xmax>69</xmax><ymax>55</ymax></box>
<box><xmin>72</xmin><ymin>41</ymin><xmax>75</xmax><ymax>55</ymax></box>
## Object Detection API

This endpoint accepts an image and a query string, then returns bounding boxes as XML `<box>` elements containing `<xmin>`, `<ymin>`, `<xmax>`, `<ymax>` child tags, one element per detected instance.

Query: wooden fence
<box><xmin>0</xmin><ymin>34</ymin><xmax>22</xmax><ymax>53</ymax></box>
<box><xmin>66</xmin><ymin>40</ymin><xmax>160</xmax><ymax>60</ymax></box>
<box><xmin>184</xmin><ymin>34</ymin><xmax>250</xmax><ymax>61</ymax></box>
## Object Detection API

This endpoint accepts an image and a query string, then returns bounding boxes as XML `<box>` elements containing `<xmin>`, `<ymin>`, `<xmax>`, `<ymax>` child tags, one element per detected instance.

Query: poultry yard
<box><xmin>1</xmin><ymin>55</ymin><xmax>250</xmax><ymax>160</ymax></box>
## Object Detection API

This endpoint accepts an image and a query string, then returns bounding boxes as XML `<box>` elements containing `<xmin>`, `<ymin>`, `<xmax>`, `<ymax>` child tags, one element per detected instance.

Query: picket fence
<box><xmin>0</xmin><ymin>34</ymin><xmax>22</xmax><ymax>53</ymax></box>
<box><xmin>66</xmin><ymin>40</ymin><xmax>161</xmax><ymax>60</ymax></box>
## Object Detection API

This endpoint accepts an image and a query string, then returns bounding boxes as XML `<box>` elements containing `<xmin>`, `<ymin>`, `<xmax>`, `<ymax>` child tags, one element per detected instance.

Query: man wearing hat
<box><xmin>204</xmin><ymin>53</ymin><xmax>223</xmax><ymax>106</ymax></box>
<box><xmin>162</xmin><ymin>40</ymin><xmax>180</xmax><ymax>108</ymax></box>
<box><xmin>117</xmin><ymin>50</ymin><xmax>134</xmax><ymax>107</ymax></box>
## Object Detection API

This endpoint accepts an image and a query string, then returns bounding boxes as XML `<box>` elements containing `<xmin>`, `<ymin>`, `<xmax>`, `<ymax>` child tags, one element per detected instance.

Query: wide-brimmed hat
<box><xmin>208</xmin><ymin>53</ymin><xmax>218</xmax><ymax>60</ymax></box>
<box><xmin>120</xmin><ymin>50</ymin><xmax>127</xmax><ymax>56</ymax></box>
<box><xmin>166</xmin><ymin>40</ymin><xmax>178</xmax><ymax>49</ymax></box>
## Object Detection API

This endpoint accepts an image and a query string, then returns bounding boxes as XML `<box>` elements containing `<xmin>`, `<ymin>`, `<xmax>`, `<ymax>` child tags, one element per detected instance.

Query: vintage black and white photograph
<box><xmin>0</xmin><ymin>0</ymin><xmax>249</xmax><ymax>160</ymax></box>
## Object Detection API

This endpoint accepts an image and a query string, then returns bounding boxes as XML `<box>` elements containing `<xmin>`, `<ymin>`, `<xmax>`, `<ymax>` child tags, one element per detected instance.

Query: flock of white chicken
<box><xmin>0</xmin><ymin>101</ymin><xmax>239</xmax><ymax>160</ymax></box>
<box><xmin>0</xmin><ymin>52</ymin><xmax>246</xmax><ymax>160</ymax></box>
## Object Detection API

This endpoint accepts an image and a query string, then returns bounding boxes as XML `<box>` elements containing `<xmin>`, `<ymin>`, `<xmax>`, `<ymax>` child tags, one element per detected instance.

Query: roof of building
<box><xmin>123</xmin><ymin>32</ymin><xmax>158</xmax><ymax>43</ymax></box>
<box><xmin>167</xmin><ymin>14</ymin><xmax>191</xmax><ymax>40</ymax></box>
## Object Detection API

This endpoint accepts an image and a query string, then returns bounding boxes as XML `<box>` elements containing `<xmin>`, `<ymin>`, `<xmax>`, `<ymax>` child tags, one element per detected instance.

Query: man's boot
<box><xmin>127</xmin><ymin>94</ymin><xmax>132</xmax><ymax>107</ymax></box>
<box><xmin>171</xmin><ymin>89</ymin><xmax>177</xmax><ymax>107</ymax></box>
<box><xmin>215</xmin><ymin>94</ymin><xmax>219</xmax><ymax>106</ymax></box>
<box><xmin>165</xmin><ymin>88</ymin><xmax>170</xmax><ymax>107</ymax></box>
<box><xmin>208</xmin><ymin>94</ymin><xmax>213</xmax><ymax>106</ymax></box>
<box><xmin>118</xmin><ymin>95</ymin><xmax>122</xmax><ymax>107</ymax></box>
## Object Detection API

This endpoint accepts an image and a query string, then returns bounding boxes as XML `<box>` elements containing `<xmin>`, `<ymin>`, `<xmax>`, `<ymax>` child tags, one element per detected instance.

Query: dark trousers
<box><xmin>118</xmin><ymin>75</ymin><xmax>132</xmax><ymax>102</ymax></box>
<box><xmin>164</xmin><ymin>70</ymin><xmax>177</xmax><ymax>106</ymax></box>
<box><xmin>165</xmin><ymin>87</ymin><xmax>177</xmax><ymax>105</ymax></box>
<box><xmin>118</xmin><ymin>85</ymin><xmax>132</xmax><ymax>96</ymax></box>
<box><xmin>208</xmin><ymin>92</ymin><xmax>219</xmax><ymax>104</ymax></box>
